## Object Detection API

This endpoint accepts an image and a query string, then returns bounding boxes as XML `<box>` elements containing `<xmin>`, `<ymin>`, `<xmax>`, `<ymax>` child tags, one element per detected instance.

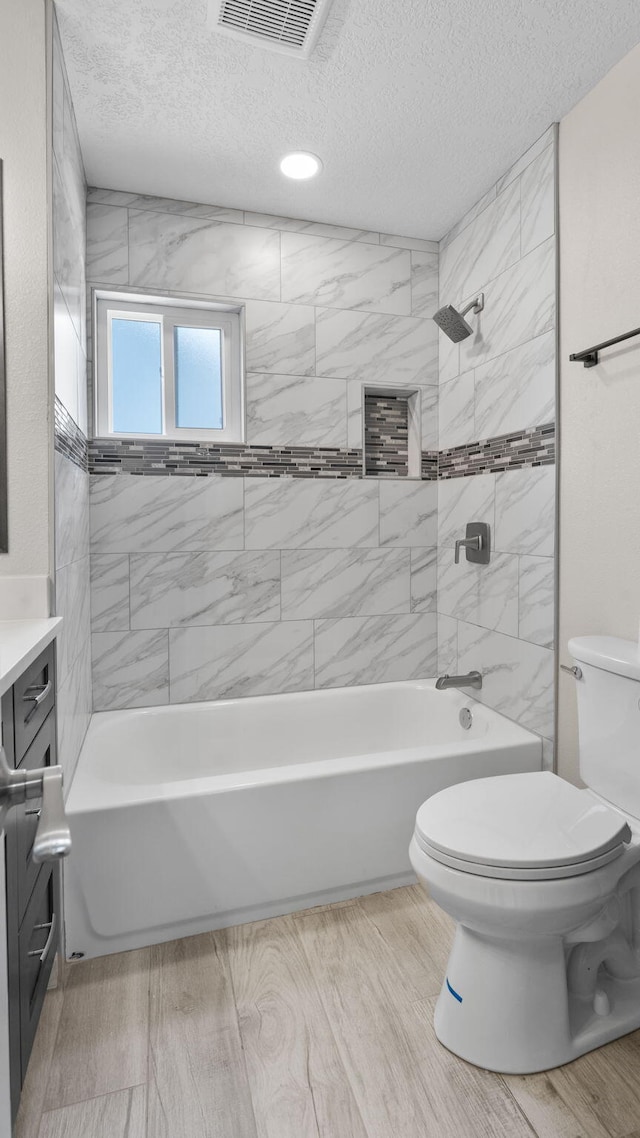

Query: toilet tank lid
<box><xmin>569</xmin><ymin>636</ymin><xmax>640</xmax><ymax>681</ymax></box>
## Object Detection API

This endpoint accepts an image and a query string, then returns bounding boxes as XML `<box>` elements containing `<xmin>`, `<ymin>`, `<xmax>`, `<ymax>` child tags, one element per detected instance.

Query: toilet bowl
<box><xmin>410</xmin><ymin>636</ymin><xmax>640</xmax><ymax>1074</ymax></box>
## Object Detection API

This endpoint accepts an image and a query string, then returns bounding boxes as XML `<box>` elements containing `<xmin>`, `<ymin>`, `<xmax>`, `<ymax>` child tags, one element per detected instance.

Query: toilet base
<box><xmin>435</xmin><ymin>924</ymin><xmax>640</xmax><ymax>1073</ymax></box>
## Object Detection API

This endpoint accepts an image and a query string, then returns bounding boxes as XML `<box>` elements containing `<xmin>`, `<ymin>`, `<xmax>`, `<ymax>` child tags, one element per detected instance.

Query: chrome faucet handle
<box><xmin>454</xmin><ymin>535</ymin><xmax>481</xmax><ymax>564</ymax></box>
<box><xmin>454</xmin><ymin>522</ymin><xmax>491</xmax><ymax>566</ymax></box>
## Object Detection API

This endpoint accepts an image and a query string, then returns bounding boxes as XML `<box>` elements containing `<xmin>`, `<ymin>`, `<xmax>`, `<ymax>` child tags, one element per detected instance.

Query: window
<box><xmin>94</xmin><ymin>294</ymin><xmax>244</xmax><ymax>442</ymax></box>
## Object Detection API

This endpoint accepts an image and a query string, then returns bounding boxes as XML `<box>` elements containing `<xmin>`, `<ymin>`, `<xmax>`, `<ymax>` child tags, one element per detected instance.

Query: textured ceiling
<box><xmin>56</xmin><ymin>0</ymin><xmax>640</xmax><ymax>239</ymax></box>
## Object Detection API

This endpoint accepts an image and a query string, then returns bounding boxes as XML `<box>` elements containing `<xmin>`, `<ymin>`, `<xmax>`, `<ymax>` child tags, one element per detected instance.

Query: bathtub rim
<box><xmin>66</xmin><ymin>679</ymin><xmax>543</xmax><ymax>814</ymax></box>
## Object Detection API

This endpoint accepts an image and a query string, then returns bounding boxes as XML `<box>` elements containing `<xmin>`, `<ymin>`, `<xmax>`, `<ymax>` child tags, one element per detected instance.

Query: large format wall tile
<box><xmin>438</xmin><ymin>371</ymin><xmax>475</xmax><ymax>449</ymax></box>
<box><xmin>459</xmin><ymin>237</ymin><xmax>555</xmax><ymax>370</ymax></box>
<box><xmin>56</xmin><ymin>556</ymin><xmax>91</xmax><ymax>686</ymax></box>
<box><xmin>474</xmin><ymin>331</ymin><xmax>555</xmax><ymax>439</ymax></box>
<box><xmin>245</xmin><ymin>300</ymin><xmax>315</xmax><ymax>376</ymax></box>
<box><xmin>439</xmin><ymin>179</ymin><xmax>521</xmax><ymax>309</ymax></box>
<box><xmin>437</xmin><ymin>614</ymin><xmax>458</xmax><ymax>674</ymax></box>
<box><xmin>457</xmin><ymin>621</ymin><xmax>554</xmax><ymax>738</ymax></box>
<box><xmin>130</xmin><ymin>551</ymin><xmax>281</xmax><ymax>627</ymax></box>
<box><xmin>410</xmin><ymin>548</ymin><xmax>437</xmax><ymax>612</ymax></box>
<box><xmin>169</xmin><ymin>621</ymin><xmax>314</xmax><ymax>702</ymax></box>
<box><xmin>92</xmin><ymin>629</ymin><xmax>169</xmax><ymax>710</ymax></box>
<box><xmin>496</xmin><ymin>125</ymin><xmax>554</xmax><ymax>194</ymax></box>
<box><xmin>281</xmin><ymin>548</ymin><xmax>409</xmax><ymax>619</ymax></box>
<box><xmin>245</xmin><ymin>478</ymin><xmax>378</xmax><ymax>549</ymax></box>
<box><xmin>314</xmin><ymin>613</ymin><xmax>437</xmax><ymax>688</ymax></box>
<box><xmin>379</xmin><ymin>233</ymin><xmax>438</xmax><ymax>252</ymax></box>
<box><xmin>54</xmin><ymin>283</ymin><xmax>83</xmax><ymax>428</ymax></box>
<box><xmin>519</xmin><ymin>555</ymin><xmax>555</xmax><ymax>648</ymax></box>
<box><xmin>410</xmin><ymin>251</ymin><xmax>439</xmax><ymax>318</ymax></box>
<box><xmin>520</xmin><ymin>143</ymin><xmax>555</xmax><ymax>257</ymax></box>
<box><xmin>57</xmin><ymin>637</ymin><xmax>92</xmax><ymax>785</ymax></box>
<box><xmin>90</xmin><ymin>554</ymin><xmax>130</xmax><ymax>632</ymax></box>
<box><xmin>246</xmin><ymin>373</ymin><xmax>346</xmax><ymax>447</ymax></box>
<box><xmin>494</xmin><ymin>466</ymin><xmax>555</xmax><ymax>556</ymax></box>
<box><xmin>88</xmin><ymin>186</ymin><xmax>244</xmax><ymax>223</ymax></box>
<box><xmin>56</xmin><ymin>453</ymin><xmax>90</xmax><ymax>569</ymax></box>
<box><xmin>316</xmin><ymin>308</ymin><xmax>438</xmax><ymax>384</ymax></box>
<box><xmin>85</xmin><ymin>203</ymin><xmax>128</xmax><ymax>284</ymax></box>
<box><xmin>437</xmin><ymin>547</ymin><xmax>518</xmax><ymax>636</ymax></box>
<box><xmin>437</xmin><ymin>474</ymin><xmax>495</xmax><ymax>549</ymax></box>
<box><xmin>52</xmin><ymin>159</ymin><xmax>85</xmax><ymax>342</ymax></box>
<box><xmin>90</xmin><ymin>474</ymin><xmax>244</xmax><ymax>553</ymax></box>
<box><xmin>281</xmin><ymin>232</ymin><xmax>411</xmax><ymax>315</ymax></box>
<box><xmin>379</xmin><ymin>480</ymin><xmax>437</xmax><ymax>547</ymax></box>
<box><xmin>128</xmin><ymin>211</ymin><xmax>280</xmax><ymax>300</ymax></box>
<box><xmin>244</xmin><ymin>210</ymin><xmax>379</xmax><ymax>243</ymax></box>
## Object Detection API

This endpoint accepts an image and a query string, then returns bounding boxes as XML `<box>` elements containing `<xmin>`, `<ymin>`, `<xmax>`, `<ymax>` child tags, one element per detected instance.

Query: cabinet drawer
<box><xmin>13</xmin><ymin>644</ymin><xmax>55</xmax><ymax>763</ymax></box>
<box><xmin>19</xmin><ymin>863</ymin><xmax>59</xmax><ymax>1079</ymax></box>
<box><xmin>15</xmin><ymin>711</ymin><xmax>56</xmax><ymax>924</ymax></box>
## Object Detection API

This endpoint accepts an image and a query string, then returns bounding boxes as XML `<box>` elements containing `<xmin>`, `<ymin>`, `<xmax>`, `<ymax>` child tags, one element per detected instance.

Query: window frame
<box><xmin>94</xmin><ymin>290</ymin><xmax>245</xmax><ymax>443</ymax></box>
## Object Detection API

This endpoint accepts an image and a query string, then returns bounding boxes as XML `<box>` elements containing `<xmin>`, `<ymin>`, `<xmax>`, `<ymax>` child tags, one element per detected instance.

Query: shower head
<box><xmin>433</xmin><ymin>293</ymin><xmax>484</xmax><ymax>343</ymax></box>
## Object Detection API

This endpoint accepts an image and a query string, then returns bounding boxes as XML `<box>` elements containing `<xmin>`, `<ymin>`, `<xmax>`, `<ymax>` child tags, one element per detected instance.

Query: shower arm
<box><xmin>459</xmin><ymin>294</ymin><xmax>484</xmax><ymax>318</ymax></box>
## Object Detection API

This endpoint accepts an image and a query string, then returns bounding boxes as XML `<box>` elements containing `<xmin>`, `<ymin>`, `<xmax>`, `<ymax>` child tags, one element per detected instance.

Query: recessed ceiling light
<box><xmin>280</xmin><ymin>152</ymin><xmax>323</xmax><ymax>180</ymax></box>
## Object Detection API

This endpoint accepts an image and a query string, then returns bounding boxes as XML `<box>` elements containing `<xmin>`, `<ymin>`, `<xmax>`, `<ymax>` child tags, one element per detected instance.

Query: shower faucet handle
<box><xmin>454</xmin><ymin>522</ymin><xmax>491</xmax><ymax>566</ymax></box>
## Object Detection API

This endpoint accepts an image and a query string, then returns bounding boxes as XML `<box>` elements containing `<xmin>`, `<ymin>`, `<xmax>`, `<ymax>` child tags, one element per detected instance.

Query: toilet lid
<box><xmin>415</xmin><ymin>771</ymin><xmax>632</xmax><ymax>874</ymax></box>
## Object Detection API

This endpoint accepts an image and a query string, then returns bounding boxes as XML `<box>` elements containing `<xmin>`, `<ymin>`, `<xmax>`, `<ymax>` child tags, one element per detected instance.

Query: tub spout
<box><xmin>435</xmin><ymin>671</ymin><xmax>482</xmax><ymax>691</ymax></box>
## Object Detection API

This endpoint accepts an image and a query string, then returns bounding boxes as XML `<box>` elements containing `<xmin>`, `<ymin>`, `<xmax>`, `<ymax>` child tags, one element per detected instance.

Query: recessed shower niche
<box><xmin>363</xmin><ymin>387</ymin><xmax>421</xmax><ymax>477</ymax></box>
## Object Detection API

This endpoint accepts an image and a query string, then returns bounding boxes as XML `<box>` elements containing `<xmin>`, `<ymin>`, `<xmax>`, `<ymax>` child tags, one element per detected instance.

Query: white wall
<box><xmin>0</xmin><ymin>0</ymin><xmax>52</xmax><ymax>580</ymax></box>
<box><xmin>558</xmin><ymin>42</ymin><xmax>640</xmax><ymax>785</ymax></box>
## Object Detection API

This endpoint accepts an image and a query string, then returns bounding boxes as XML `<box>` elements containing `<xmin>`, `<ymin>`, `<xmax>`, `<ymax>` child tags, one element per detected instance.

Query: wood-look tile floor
<box><xmin>15</xmin><ymin>885</ymin><xmax>640</xmax><ymax>1138</ymax></box>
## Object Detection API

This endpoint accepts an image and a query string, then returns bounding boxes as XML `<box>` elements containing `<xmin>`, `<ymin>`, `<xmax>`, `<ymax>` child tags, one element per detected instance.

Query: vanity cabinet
<box><xmin>3</xmin><ymin>643</ymin><xmax>59</xmax><ymax>1121</ymax></box>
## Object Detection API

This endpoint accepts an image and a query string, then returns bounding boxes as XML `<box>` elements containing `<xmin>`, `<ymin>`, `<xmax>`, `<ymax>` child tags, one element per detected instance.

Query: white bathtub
<box><xmin>64</xmin><ymin>680</ymin><xmax>542</xmax><ymax>959</ymax></box>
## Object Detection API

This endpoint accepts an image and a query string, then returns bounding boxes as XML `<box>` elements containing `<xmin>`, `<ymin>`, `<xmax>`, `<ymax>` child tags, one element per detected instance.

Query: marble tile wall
<box><xmin>86</xmin><ymin>191</ymin><xmax>440</xmax><ymax>709</ymax></box>
<box><xmin>436</xmin><ymin>126</ymin><xmax>557</xmax><ymax>766</ymax></box>
<box><xmin>89</xmin><ymin>474</ymin><xmax>438</xmax><ymax>709</ymax></box>
<box><xmin>52</xmin><ymin>17</ymin><xmax>92</xmax><ymax>785</ymax></box>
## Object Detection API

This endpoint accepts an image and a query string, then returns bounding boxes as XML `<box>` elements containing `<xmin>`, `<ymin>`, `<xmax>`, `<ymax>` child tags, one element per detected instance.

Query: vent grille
<box><xmin>209</xmin><ymin>0</ymin><xmax>333</xmax><ymax>56</ymax></box>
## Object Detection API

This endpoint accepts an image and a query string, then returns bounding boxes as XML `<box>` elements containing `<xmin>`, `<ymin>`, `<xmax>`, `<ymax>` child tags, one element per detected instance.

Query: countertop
<box><xmin>0</xmin><ymin>618</ymin><xmax>62</xmax><ymax>698</ymax></box>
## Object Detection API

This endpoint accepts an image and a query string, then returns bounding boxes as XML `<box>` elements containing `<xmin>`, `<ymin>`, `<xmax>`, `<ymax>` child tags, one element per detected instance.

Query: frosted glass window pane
<box><xmin>111</xmin><ymin>318</ymin><xmax>162</xmax><ymax>434</ymax></box>
<box><xmin>175</xmin><ymin>327</ymin><xmax>223</xmax><ymax>429</ymax></box>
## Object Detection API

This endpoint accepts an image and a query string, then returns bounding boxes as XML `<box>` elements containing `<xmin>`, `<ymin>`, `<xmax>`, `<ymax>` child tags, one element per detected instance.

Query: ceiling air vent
<box><xmin>208</xmin><ymin>0</ymin><xmax>334</xmax><ymax>57</ymax></box>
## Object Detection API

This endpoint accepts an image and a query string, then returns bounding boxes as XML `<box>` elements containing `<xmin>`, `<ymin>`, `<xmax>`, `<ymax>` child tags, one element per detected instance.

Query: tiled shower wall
<box><xmin>85</xmin><ymin>195</ymin><xmax>441</xmax><ymax>709</ymax></box>
<box><xmin>52</xmin><ymin>16</ymin><xmax>92</xmax><ymax>784</ymax></box>
<box><xmin>436</xmin><ymin>127</ymin><xmax>557</xmax><ymax>765</ymax></box>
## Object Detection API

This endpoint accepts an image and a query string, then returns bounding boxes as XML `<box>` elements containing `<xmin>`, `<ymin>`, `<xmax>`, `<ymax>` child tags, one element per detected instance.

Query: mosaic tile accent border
<box><xmin>422</xmin><ymin>451</ymin><xmax>439</xmax><ymax>480</ymax></box>
<box><xmin>88</xmin><ymin>424</ymin><xmax>554</xmax><ymax>480</ymax></box>
<box><xmin>54</xmin><ymin>396</ymin><xmax>88</xmax><ymax>472</ymax></box>
<box><xmin>364</xmin><ymin>393</ymin><xmax>408</xmax><ymax>477</ymax></box>
<box><xmin>438</xmin><ymin>422</ymin><xmax>555</xmax><ymax>479</ymax></box>
<box><xmin>89</xmin><ymin>438</ymin><xmax>364</xmax><ymax>478</ymax></box>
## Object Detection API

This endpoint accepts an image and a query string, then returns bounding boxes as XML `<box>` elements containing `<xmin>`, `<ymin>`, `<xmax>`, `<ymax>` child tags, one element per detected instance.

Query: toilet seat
<box><xmin>415</xmin><ymin>771</ymin><xmax>632</xmax><ymax>881</ymax></box>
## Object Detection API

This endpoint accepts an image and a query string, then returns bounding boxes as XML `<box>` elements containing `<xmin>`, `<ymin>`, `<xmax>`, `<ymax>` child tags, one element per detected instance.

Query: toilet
<box><xmin>410</xmin><ymin>636</ymin><xmax>640</xmax><ymax>1074</ymax></box>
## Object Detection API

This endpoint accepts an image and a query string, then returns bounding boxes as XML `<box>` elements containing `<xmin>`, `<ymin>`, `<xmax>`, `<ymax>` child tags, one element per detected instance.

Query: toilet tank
<box><xmin>570</xmin><ymin>636</ymin><xmax>640</xmax><ymax>819</ymax></box>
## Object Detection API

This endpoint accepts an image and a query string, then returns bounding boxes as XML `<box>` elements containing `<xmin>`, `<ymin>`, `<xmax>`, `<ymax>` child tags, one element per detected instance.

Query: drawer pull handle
<box><xmin>0</xmin><ymin>749</ymin><xmax>71</xmax><ymax>862</ymax></box>
<box><xmin>28</xmin><ymin>914</ymin><xmax>56</xmax><ymax>965</ymax></box>
<box><xmin>25</xmin><ymin>808</ymin><xmax>41</xmax><ymax>818</ymax></box>
<box><xmin>22</xmin><ymin>680</ymin><xmax>52</xmax><ymax>724</ymax></box>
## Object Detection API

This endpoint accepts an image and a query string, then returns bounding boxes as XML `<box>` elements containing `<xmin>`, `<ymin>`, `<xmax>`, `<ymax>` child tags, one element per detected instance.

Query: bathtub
<box><xmin>63</xmin><ymin>680</ymin><xmax>542</xmax><ymax>959</ymax></box>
